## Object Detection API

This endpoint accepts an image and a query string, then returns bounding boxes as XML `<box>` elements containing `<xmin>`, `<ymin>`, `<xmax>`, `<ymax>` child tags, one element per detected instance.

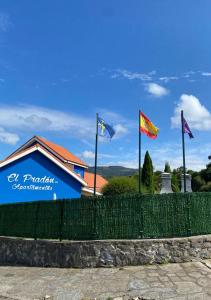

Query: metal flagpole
<box><xmin>94</xmin><ymin>113</ymin><xmax>99</xmax><ymax>196</ymax></box>
<box><xmin>181</xmin><ymin>110</ymin><xmax>187</xmax><ymax>193</ymax></box>
<box><xmin>139</xmin><ymin>110</ymin><xmax>142</xmax><ymax>193</ymax></box>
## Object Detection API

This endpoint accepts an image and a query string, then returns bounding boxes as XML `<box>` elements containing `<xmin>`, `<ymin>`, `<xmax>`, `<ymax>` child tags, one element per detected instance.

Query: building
<box><xmin>0</xmin><ymin>136</ymin><xmax>108</xmax><ymax>203</ymax></box>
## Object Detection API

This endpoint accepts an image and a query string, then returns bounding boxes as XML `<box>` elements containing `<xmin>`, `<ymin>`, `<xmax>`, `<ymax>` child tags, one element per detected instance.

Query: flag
<box><xmin>98</xmin><ymin>117</ymin><xmax>115</xmax><ymax>139</ymax></box>
<box><xmin>183</xmin><ymin>117</ymin><xmax>194</xmax><ymax>139</ymax></box>
<box><xmin>140</xmin><ymin>112</ymin><xmax>159</xmax><ymax>139</ymax></box>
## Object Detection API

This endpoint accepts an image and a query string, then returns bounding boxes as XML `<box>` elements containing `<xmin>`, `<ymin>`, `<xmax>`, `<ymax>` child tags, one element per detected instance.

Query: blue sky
<box><xmin>0</xmin><ymin>0</ymin><xmax>211</xmax><ymax>170</ymax></box>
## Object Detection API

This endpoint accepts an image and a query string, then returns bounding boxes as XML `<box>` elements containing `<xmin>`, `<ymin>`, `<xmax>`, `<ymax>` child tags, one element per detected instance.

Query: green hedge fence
<box><xmin>0</xmin><ymin>192</ymin><xmax>211</xmax><ymax>240</ymax></box>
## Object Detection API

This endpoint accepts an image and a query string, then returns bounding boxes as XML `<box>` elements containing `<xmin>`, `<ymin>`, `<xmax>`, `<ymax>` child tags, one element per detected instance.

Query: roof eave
<box><xmin>6</xmin><ymin>136</ymin><xmax>88</xmax><ymax>168</ymax></box>
<box><xmin>82</xmin><ymin>187</ymin><xmax>102</xmax><ymax>196</ymax></box>
<box><xmin>0</xmin><ymin>146</ymin><xmax>88</xmax><ymax>187</ymax></box>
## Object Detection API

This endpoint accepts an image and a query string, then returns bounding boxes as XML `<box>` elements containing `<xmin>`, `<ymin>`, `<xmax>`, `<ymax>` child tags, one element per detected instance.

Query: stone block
<box><xmin>160</xmin><ymin>172</ymin><xmax>173</xmax><ymax>194</ymax></box>
<box><xmin>181</xmin><ymin>174</ymin><xmax>192</xmax><ymax>192</ymax></box>
<box><xmin>0</xmin><ymin>235</ymin><xmax>211</xmax><ymax>268</ymax></box>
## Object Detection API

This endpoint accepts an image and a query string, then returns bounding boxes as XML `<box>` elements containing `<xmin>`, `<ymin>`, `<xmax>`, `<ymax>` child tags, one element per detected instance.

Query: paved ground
<box><xmin>1</xmin><ymin>261</ymin><xmax>211</xmax><ymax>300</ymax></box>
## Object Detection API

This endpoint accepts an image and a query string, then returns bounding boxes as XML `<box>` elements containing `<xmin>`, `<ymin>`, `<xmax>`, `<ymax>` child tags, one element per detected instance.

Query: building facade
<box><xmin>0</xmin><ymin>136</ymin><xmax>107</xmax><ymax>203</ymax></box>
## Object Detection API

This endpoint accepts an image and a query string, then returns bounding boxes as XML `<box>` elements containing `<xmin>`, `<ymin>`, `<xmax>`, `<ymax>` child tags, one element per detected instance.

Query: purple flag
<box><xmin>183</xmin><ymin>117</ymin><xmax>194</xmax><ymax>139</ymax></box>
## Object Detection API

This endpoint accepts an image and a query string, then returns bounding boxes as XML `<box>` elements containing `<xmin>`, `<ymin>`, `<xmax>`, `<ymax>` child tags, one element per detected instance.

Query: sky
<box><xmin>0</xmin><ymin>0</ymin><xmax>211</xmax><ymax>171</ymax></box>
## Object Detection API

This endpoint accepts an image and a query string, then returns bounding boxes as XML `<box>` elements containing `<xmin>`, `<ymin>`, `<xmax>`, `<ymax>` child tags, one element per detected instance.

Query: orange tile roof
<box><xmin>2</xmin><ymin>143</ymin><xmax>41</xmax><ymax>162</ymax></box>
<box><xmin>84</xmin><ymin>172</ymin><xmax>108</xmax><ymax>192</ymax></box>
<box><xmin>36</xmin><ymin>136</ymin><xmax>87</xmax><ymax>167</ymax></box>
<box><xmin>1</xmin><ymin>143</ymin><xmax>87</xmax><ymax>186</ymax></box>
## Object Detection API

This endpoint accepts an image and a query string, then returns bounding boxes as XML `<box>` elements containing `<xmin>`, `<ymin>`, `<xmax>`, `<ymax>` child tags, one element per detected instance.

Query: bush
<box><xmin>102</xmin><ymin>177</ymin><xmax>138</xmax><ymax>196</ymax></box>
<box><xmin>171</xmin><ymin>171</ymin><xmax>180</xmax><ymax>193</ymax></box>
<box><xmin>200</xmin><ymin>182</ymin><xmax>211</xmax><ymax>192</ymax></box>
<box><xmin>154</xmin><ymin>171</ymin><xmax>162</xmax><ymax>193</ymax></box>
<box><xmin>192</xmin><ymin>175</ymin><xmax>205</xmax><ymax>192</ymax></box>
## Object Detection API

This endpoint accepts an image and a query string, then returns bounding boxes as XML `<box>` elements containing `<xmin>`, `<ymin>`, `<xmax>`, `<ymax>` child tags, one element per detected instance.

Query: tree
<box><xmin>206</xmin><ymin>155</ymin><xmax>211</xmax><ymax>181</ymax></box>
<box><xmin>171</xmin><ymin>170</ymin><xmax>180</xmax><ymax>193</ymax></box>
<box><xmin>200</xmin><ymin>182</ymin><xmax>211</xmax><ymax>192</ymax></box>
<box><xmin>164</xmin><ymin>162</ymin><xmax>171</xmax><ymax>173</ymax></box>
<box><xmin>154</xmin><ymin>170</ymin><xmax>162</xmax><ymax>193</ymax></box>
<box><xmin>192</xmin><ymin>174</ymin><xmax>205</xmax><ymax>192</ymax></box>
<box><xmin>141</xmin><ymin>151</ymin><xmax>154</xmax><ymax>193</ymax></box>
<box><xmin>102</xmin><ymin>177</ymin><xmax>137</xmax><ymax>196</ymax></box>
<box><xmin>200</xmin><ymin>169</ymin><xmax>207</xmax><ymax>182</ymax></box>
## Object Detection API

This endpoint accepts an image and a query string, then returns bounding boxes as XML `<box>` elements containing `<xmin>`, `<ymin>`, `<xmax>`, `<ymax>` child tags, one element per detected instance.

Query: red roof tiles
<box><xmin>84</xmin><ymin>172</ymin><xmax>108</xmax><ymax>192</ymax></box>
<box><xmin>37</xmin><ymin>136</ymin><xmax>87</xmax><ymax>167</ymax></box>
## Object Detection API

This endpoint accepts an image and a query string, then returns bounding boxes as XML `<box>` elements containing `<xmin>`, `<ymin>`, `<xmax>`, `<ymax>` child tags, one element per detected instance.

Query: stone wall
<box><xmin>0</xmin><ymin>235</ymin><xmax>211</xmax><ymax>268</ymax></box>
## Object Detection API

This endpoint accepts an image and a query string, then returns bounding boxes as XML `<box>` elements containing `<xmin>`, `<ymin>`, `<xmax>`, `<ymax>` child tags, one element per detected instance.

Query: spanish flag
<box><xmin>140</xmin><ymin>112</ymin><xmax>159</xmax><ymax>139</ymax></box>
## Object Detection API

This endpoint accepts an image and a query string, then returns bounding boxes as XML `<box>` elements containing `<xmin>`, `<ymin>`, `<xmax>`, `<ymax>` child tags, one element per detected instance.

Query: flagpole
<box><xmin>139</xmin><ymin>110</ymin><xmax>141</xmax><ymax>193</ymax></box>
<box><xmin>181</xmin><ymin>110</ymin><xmax>187</xmax><ymax>193</ymax></box>
<box><xmin>94</xmin><ymin>113</ymin><xmax>98</xmax><ymax>196</ymax></box>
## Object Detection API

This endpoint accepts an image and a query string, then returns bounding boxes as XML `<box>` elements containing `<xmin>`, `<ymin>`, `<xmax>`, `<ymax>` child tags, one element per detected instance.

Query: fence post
<box><xmin>187</xmin><ymin>194</ymin><xmax>192</xmax><ymax>236</ymax></box>
<box><xmin>140</xmin><ymin>194</ymin><xmax>144</xmax><ymax>239</ymax></box>
<box><xmin>59</xmin><ymin>199</ymin><xmax>64</xmax><ymax>242</ymax></box>
<box><xmin>92</xmin><ymin>197</ymin><xmax>98</xmax><ymax>240</ymax></box>
<box><xmin>34</xmin><ymin>201</ymin><xmax>40</xmax><ymax>240</ymax></box>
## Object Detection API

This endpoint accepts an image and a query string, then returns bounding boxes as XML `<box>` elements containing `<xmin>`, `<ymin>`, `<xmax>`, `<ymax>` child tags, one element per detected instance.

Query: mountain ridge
<box><xmin>88</xmin><ymin>166</ymin><xmax>138</xmax><ymax>179</ymax></box>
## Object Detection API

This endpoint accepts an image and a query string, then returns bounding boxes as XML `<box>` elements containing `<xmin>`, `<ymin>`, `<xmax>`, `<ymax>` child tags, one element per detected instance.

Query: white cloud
<box><xmin>97</xmin><ymin>109</ymin><xmax>134</xmax><ymax>138</ymax></box>
<box><xmin>104</xmin><ymin>142</ymin><xmax>209</xmax><ymax>171</ymax></box>
<box><xmin>146</xmin><ymin>83</ymin><xmax>169</xmax><ymax>97</ymax></box>
<box><xmin>148</xmin><ymin>70</ymin><xmax>156</xmax><ymax>75</ymax></box>
<box><xmin>185</xmin><ymin>71</ymin><xmax>196</xmax><ymax>75</ymax></box>
<box><xmin>113</xmin><ymin>124</ymin><xmax>129</xmax><ymax>138</ymax></box>
<box><xmin>152</xmin><ymin>145</ymin><xmax>208</xmax><ymax>171</ymax></box>
<box><xmin>201</xmin><ymin>72</ymin><xmax>211</xmax><ymax>77</ymax></box>
<box><xmin>0</xmin><ymin>105</ymin><xmax>96</xmax><ymax>139</ymax></box>
<box><xmin>111</xmin><ymin>69</ymin><xmax>153</xmax><ymax>81</ymax></box>
<box><xmin>0</xmin><ymin>13</ymin><xmax>11</xmax><ymax>32</ymax></box>
<box><xmin>99</xmin><ymin>110</ymin><xmax>126</xmax><ymax>123</ymax></box>
<box><xmin>81</xmin><ymin>150</ymin><xmax>95</xmax><ymax>159</ymax></box>
<box><xmin>0</xmin><ymin>104</ymin><xmax>130</xmax><ymax>144</ymax></box>
<box><xmin>171</xmin><ymin>94</ymin><xmax>211</xmax><ymax>130</ymax></box>
<box><xmin>81</xmin><ymin>150</ymin><xmax>115</xmax><ymax>164</ymax></box>
<box><xmin>110</xmin><ymin>74</ymin><xmax>119</xmax><ymax>79</ymax></box>
<box><xmin>159</xmin><ymin>76</ymin><xmax>178</xmax><ymax>83</ymax></box>
<box><xmin>104</xmin><ymin>160</ymin><xmax>137</xmax><ymax>169</ymax></box>
<box><xmin>0</xmin><ymin>127</ymin><xmax>19</xmax><ymax>145</ymax></box>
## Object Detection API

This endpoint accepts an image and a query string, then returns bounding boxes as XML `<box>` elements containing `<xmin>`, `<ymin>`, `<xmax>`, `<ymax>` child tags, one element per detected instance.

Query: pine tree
<box><xmin>141</xmin><ymin>151</ymin><xmax>154</xmax><ymax>193</ymax></box>
<box><xmin>164</xmin><ymin>162</ymin><xmax>171</xmax><ymax>173</ymax></box>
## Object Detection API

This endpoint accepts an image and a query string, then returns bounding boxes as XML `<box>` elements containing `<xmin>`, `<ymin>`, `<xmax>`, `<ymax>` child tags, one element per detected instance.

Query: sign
<box><xmin>7</xmin><ymin>173</ymin><xmax>59</xmax><ymax>191</ymax></box>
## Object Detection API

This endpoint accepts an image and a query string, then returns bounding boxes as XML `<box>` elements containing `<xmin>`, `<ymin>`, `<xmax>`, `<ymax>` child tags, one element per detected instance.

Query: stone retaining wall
<box><xmin>0</xmin><ymin>235</ymin><xmax>211</xmax><ymax>268</ymax></box>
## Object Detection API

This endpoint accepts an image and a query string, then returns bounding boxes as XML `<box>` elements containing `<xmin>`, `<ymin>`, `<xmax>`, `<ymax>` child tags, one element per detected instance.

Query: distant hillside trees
<box><xmin>102</xmin><ymin>153</ymin><xmax>211</xmax><ymax>196</ymax></box>
<box><xmin>190</xmin><ymin>156</ymin><xmax>211</xmax><ymax>192</ymax></box>
<box><xmin>102</xmin><ymin>151</ymin><xmax>155</xmax><ymax>195</ymax></box>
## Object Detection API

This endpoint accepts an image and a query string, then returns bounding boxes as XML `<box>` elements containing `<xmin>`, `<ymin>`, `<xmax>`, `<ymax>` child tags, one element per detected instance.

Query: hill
<box><xmin>88</xmin><ymin>166</ymin><xmax>138</xmax><ymax>179</ymax></box>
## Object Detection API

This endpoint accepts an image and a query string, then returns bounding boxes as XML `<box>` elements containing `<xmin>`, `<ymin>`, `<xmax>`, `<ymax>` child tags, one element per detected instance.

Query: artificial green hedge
<box><xmin>0</xmin><ymin>192</ymin><xmax>211</xmax><ymax>240</ymax></box>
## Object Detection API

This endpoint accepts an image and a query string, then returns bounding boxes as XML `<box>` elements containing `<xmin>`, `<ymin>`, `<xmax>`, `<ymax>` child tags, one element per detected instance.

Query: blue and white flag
<box><xmin>98</xmin><ymin>117</ymin><xmax>115</xmax><ymax>139</ymax></box>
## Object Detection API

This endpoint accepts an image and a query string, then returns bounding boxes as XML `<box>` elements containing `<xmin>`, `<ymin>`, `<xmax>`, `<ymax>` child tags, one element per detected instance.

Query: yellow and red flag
<box><xmin>140</xmin><ymin>112</ymin><xmax>159</xmax><ymax>139</ymax></box>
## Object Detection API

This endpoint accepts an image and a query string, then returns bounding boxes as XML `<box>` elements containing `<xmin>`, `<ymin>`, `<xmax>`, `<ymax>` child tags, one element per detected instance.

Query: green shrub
<box><xmin>102</xmin><ymin>176</ymin><xmax>138</xmax><ymax>196</ymax></box>
<box><xmin>192</xmin><ymin>175</ymin><xmax>205</xmax><ymax>192</ymax></box>
<box><xmin>171</xmin><ymin>171</ymin><xmax>180</xmax><ymax>193</ymax></box>
<box><xmin>200</xmin><ymin>182</ymin><xmax>211</xmax><ymax>192</ymax></box>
